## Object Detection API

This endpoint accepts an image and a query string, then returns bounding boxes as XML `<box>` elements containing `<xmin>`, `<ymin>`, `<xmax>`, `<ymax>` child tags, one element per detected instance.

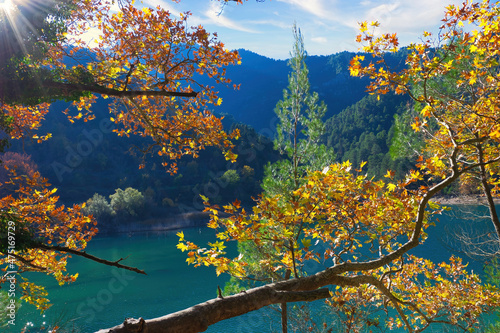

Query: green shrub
<box><xmin>109</xmin><ymin>187</ymin><xmax>145</xmax><ymax>217</ymax></box>
<box><xmin>83</xmin><ymin>193</ymin><xmax>115</xmax><ymax>222</ymax></box>
<box><xmin>220</xmin><ymin>169</ymin><xmax>240</xmax><ymax>186</ymax></box>
<box><xmin>485</xmin><ymin>259</ymin><xmax>500</xmax><ymax>332</ymax></box>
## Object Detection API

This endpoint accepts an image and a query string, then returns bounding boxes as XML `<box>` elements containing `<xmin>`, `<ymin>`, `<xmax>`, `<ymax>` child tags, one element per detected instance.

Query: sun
<box><xmin>0</xmin><ymin>0</ymin><xmax>14</xmax><ymax>13</ymax></box>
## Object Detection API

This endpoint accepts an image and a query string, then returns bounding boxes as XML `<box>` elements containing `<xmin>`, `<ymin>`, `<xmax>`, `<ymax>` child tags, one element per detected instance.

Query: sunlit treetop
<box><xmin>178</xmin><ymin>159</ymin><xmax>500</xmax><ymax>332</ymax></box>
<box><xmin>350</xmin><ymin>0</ymin><xmax>500</xmax><ymax>187</ymax></box>
<box><xmin>349</xmin><ymin>0</ymin><xmax>500</xmax><ymax>260</ymax></box>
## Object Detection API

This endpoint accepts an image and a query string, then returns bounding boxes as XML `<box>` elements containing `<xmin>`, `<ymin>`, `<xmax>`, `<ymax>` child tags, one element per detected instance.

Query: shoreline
<box><xmin>433</xmin><ymin>195</ymin><xmax>500</xmax><ymax>206</ymax></box>
<box><xmin>100</xmin><ymin>211</ymin><xmax>212</xmax><ymax>235</ymax></box>
<box><xmin>98</xmin><ymin>196</ymin><xmax>500</xmax><ymax>235</ymax></box>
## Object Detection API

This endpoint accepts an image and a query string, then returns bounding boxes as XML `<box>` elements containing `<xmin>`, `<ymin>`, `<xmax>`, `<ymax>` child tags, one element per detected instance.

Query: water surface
<box><xmin>7</xmin><ymin>207</ymin><xmax>498</xmax><ymax>332</ymax></box>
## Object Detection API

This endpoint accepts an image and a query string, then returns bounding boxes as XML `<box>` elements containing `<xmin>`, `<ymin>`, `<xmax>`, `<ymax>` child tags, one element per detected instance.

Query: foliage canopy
<box><xmin>0</xmin><ymin>0</ymin><xmax>240</xmax><ymax>310</ymax></box>
<box><xmin>174</xmin><ymin>1</ymin><xmax>500</xmax><ymax>332</ymax></box>
<box><xmin>3</xmin><ymin>0</ymin><xmax>500</xmax><ymax>332</ymax></box>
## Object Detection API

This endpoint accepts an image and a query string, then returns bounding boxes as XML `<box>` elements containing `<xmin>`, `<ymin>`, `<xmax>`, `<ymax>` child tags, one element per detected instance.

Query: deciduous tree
<box><xmin>225</xmin><ymin>23</ymin><xmax>335</xmax><ymax>333</ymax></box>
<box><xmin>167</xmin><ymin>1</ymin><xmax>500</xmax><ymax>332</ymax></box>
<box><xmin>350</xmin><ymin>0</ymin><xmax>500</xmax><ymax>260</ymax></box>
<box><xmin>0</xmin><ymin>0</ymin><xmax>240</xmax><ymax>310</ymax></box>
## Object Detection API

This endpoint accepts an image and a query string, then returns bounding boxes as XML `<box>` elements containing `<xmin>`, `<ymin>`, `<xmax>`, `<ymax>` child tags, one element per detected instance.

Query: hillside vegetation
<box><xmin>8</xmin><ymin>48</ymin><xmax>415</xmax><ymax>229</ymax></box>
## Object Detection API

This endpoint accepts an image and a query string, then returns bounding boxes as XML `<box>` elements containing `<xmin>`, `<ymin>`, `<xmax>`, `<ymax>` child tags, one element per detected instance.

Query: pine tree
<box><xmin>262</xmin><ymin>23</ymin><xmax>335</xmax><ymax>197</ymax></box>
<box><xmin>228</xmin><ymin>23</ymin><xmax>335</xmax><ymax>333</ymax></box>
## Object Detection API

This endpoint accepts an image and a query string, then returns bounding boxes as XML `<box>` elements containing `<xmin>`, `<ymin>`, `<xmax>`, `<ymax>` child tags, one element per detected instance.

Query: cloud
<box><xmin>277</xmin><ymin>0</ymin><xmax>338</xmax><ymax>20</ymax></box>
<box><xmin>361</xmin><ymin>0</ymin><xmax>463</xmax><ymax>32</ymax></box>
<box><xmin>123</xmin><ymin>0</ymin><xmax>183</xmax><ymax>18</ymax></box>
<box><xmin>311</xmin><ymin>36</ymin><xmax>327</xmax><ymax>44</ymax></box>
<box><xmin>135</xmin><ymin>0</ymin><xmax>469</xmax><ymax>59</ymax></box>
<box><xmin>246</xmin><ymin>19</ymin><xmax>290</xmax><ymax>30</ymax></box>
<box><xmin>202</xmin><ymin>2</ymin><xmax>259</xmax><ymax>33</ymax></box>
<box><xmin>365</xmin><ymin>2</ymin><xmax>400</xmax><ymax>23</ymax></box>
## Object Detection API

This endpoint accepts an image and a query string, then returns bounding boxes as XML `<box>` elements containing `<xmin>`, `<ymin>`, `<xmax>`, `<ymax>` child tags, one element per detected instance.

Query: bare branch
<box><xmin>42</xmin><ymin>81</ymin><xmax>198</xmax><ymax>99</ymax></box>
<box><xmin>33</xmin><ymin>243</ymin><xmax>146</xmax><ymax>275</ymax></box>
<box><xmin>95</xmin><ymin>285</ymin><xmax>330</xmax><ymax>333</ymax></box>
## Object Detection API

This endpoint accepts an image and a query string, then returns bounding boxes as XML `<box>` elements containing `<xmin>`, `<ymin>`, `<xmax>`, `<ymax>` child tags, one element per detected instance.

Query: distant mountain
<box><xmin>210</xmin><ymin>48</ymin><xmax>414</xmax><ymax>179</ymax></box>
<box><xmin>212</xmin><ymin>49</ymin><xmax>407</xmax><ymax>133</ymax></box>
<box><xmin>8</xmin><ymin>48</ymin><xmax>414</xmax><ymax>210</ymax></box>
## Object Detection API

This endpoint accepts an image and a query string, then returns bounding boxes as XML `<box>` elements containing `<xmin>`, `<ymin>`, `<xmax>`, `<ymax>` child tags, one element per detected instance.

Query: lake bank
<box><xmin>102</xmin><ymin>196</ymin><xmax>500</xmax><ymax>235</ymax></box>
<box><xmin>435</xmin><ymin>194</ymin><xmax>500</xmax><ymax>206</ymax></box>
<box><xmin>102</xmin><ymin>211</ymin><xmax>212</xmax><ymax>234</ymax></box>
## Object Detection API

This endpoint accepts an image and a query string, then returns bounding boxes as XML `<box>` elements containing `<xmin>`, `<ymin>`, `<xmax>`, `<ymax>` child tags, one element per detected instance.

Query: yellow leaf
<box><xmin>177</xmin><ymin>242</ymin><xmax>189</xmax><ymax>252</ymax></box>
<box><xmin>420</xmin><ymin>105</ymin><xmax>432</xmax><ymax>117</ymax></box>
<box><xmin>301</xmin><ymin>238</ymin><xmax>311</xmax><ymax>248</ymax></box>
<box><xmin>359</xmin><ymin>21</ymin><xmax>368</xmax><ymax>33</ymax></box>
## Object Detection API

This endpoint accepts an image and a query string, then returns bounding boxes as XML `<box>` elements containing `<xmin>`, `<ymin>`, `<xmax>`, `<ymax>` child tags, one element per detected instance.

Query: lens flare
<box><xmin>0</xmin><ymin>0</ymin><xmax>14</xmax><ymax>12</ymax></box>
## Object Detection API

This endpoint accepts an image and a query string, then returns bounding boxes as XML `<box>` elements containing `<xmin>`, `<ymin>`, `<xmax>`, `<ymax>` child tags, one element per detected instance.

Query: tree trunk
<box><xmin>95</xmin><ymin>285</ymin><xmax>330</xmax><ymax>333</ymax></box>
<box><xmin>477</xmin><ymin>143</ymin><xmax>500</xmax><ymax>238</ymax></box>
<box><xmin>281</xmin><ymin>303</ymin><xmax>288</xmax><ymax>333</ymax></box>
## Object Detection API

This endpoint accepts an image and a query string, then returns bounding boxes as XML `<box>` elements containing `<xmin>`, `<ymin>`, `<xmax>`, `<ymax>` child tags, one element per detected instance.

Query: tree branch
<box><xmin>92</xmin><ymin>162</ymin><xmax>458</xmax><ymax>333</ymax></box>
<box><xmin>33</xmin><ymin>243</ymin><xmax>146</xmax><ymax>275</ymax></box>
<box><xmin>95</xmin><ymin>286</ymin><xmax>330</xmax><ymax>333</ymax></box>
<box><xmin>0</xmin><ymin>251</ymin><xmax>47</xmax><ymax>271</ymax></box>
<box><xmin>42</xmin><ymin>81</ymin><xmax>198</xmax><ymax>99</ymax></box>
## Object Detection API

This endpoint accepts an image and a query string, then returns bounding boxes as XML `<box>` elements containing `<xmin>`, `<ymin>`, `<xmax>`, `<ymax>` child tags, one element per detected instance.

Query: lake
<box><xmin>5</xmin><ymin>206</ymin><xmax>498</xmax><ymax>332</ymax></box>
<box><xmin>10</xmin><ymin>227</ymin><xmax>278</xmax><ymax>333</ymax></box>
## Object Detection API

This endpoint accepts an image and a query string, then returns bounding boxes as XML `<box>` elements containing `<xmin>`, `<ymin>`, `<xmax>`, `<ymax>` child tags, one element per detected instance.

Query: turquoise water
<box><xmin>4</xmin><ymin>207</ymin><xmax>498</xmax><ymax>332</ymax></box>
<box><xmin>9</xmin><ymin>228</ymin><xmax>272</xmax><ymax>333</ymax></box>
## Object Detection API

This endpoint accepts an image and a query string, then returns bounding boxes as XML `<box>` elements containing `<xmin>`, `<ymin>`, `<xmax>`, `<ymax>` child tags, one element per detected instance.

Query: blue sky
<box><xmin>141</xmin><ymin>0</ymin><xmax>464</xmax><ymax>59</ymax></box>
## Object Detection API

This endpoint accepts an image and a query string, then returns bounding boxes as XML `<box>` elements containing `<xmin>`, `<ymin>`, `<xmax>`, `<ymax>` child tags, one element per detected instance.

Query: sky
<box><xmin>140</xmin><ymin>0</ymin><xmax>465</xmax><ymax>60</ymax></box>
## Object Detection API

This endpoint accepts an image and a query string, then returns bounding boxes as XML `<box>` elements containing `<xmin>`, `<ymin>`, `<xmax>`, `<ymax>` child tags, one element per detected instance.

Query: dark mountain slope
<box><xmin>214</xmin><ymin>49</ymin><xmax>408</xmax><ymax>134</ymax></box>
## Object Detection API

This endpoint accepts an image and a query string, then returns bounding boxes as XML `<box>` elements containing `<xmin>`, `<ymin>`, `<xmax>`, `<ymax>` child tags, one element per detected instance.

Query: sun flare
<box><xmin>0</xmin><ymin>0</ymin><xmax>14</xmax><ymax>13</ymax></box>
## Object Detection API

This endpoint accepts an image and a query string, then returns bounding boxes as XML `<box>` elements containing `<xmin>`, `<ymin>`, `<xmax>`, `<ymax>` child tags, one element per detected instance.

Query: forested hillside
<box><xmin>4</xmin><ymin>1</ymin><xmax>500</xmax><ymax>332</ymax></box>
<box><xmin>215</xmin><ymin>50</ymin><xmax>372</xmax><ymax>131</ymax></box>
<box><xmin>5</xmin><ymin>48</ymin><xmax>415</xmax><ymax>228</ymax></box>
<box><xmin>324</xmin><ymin>93</ymin><xmax>414</xmax><ymax>179</ymax></box>
<box><xmin>216</xmin><ymin>49</ymin><xmax>408</xmax><ymax>132</ymax></box>
<box><xmin>7</xmin><ymin>103</ymin><xmax>279</xmax><ymax>221</ymax></box>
